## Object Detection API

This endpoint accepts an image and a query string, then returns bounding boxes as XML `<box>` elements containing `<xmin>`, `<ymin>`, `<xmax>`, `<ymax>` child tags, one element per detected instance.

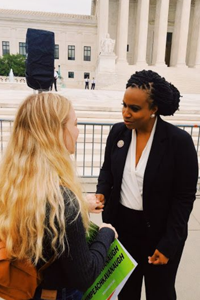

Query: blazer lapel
<box><xmin>143</xmin><ymin>117</ymin><xmax>168</xmax><ymax>197</ymax></box>
<box><xmin>113</xmin><ymin>127</ymin><xmax>132</xmax><ymax>183</ymax></box>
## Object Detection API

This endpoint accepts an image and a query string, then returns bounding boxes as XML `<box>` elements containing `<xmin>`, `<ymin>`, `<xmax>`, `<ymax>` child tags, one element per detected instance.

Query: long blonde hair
<box><xmin>0</xmin><ymin>93</ymin><xmax>89</xmax><ymax>264</ymax></box>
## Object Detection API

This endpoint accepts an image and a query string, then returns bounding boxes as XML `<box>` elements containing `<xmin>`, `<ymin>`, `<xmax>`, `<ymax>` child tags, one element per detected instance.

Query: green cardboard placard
<box><xmin>83</xmin><ymin>222</ymin><xmax>137</xmax><ymax>300</ymax></box>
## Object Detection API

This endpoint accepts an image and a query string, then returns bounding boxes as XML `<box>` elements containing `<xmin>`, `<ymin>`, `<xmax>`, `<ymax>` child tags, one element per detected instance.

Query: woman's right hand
<box><xmin>99</xmin><ymin>222</ymin><xmax>118</xmax><ymax>239</ymax></box>
<box><xmin>95</xmin><ymin>194</ymin><xmax>105</xmax><ymax>206</ymax></box>
<box><xmin>86</xmin><ymin>194</ymin><xmax>104</xmax><ymax>214</ymax></box>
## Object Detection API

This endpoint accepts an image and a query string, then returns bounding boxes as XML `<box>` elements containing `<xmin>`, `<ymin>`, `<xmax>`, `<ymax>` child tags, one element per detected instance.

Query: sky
<box><xmin>0</xmin><ymin>0</ymin><xmax>92</xmax><ymax>15</ymax></box>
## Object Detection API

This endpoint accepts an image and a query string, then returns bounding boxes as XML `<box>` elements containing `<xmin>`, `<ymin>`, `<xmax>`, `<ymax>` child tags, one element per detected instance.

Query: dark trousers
<box><xmin>32</xmin><ymin>287</ymin><xmax>82</xmax><ymax>300</ymax></box>
<box><xmin>114</xmin><ymin>204</ymin><xmax>185</xmax><ymax>300</ymax></box>
<box><xmin>51</xmin><ymin>78</ymin><xmax>57</xmax><ymax>91</ymax></box>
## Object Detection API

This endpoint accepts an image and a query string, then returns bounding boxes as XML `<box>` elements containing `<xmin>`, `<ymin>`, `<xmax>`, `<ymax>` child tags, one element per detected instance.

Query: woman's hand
<box><xmin>148</xmin><ymin>249</ymin><xmax>169</xmax><ymax>265</ymax></box>
<box><xmin>95</xmin><ymin>193</ymin><xmax>105</xmax><ymax>205</ymax></box>
<box><xmin>99</xmin><ymin>222</ymin><xmax>118</xmax><ymax>239</ymax></box>
<box><xmin>86</xmin><ymin>194</ymin><xmax>104</xmax><ymax>214</ymax></box>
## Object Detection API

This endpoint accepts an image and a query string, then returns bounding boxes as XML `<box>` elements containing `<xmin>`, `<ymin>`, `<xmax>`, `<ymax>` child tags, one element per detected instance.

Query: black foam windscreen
<box><xmin>25</xmin><ymin>28</ymin><xmax>55</xmax><ymax>90</ymax></box>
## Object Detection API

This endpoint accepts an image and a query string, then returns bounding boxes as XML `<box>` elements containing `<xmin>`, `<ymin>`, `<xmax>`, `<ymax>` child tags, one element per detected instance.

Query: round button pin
<box><xmin>117</xmin><ymin>140</ymin><xmax>124</xmax><ymax>148</ymax></box>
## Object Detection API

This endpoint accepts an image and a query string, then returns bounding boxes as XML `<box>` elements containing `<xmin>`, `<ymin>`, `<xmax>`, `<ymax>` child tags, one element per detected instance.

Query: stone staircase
<box><xmin>1</xmin><ymin>66</ymin><xmax>200</xmax><ymax>94</ymax></box>
<box><xmin>97</xmin><ymin>65</ymin><xmax>200</xmax><ymax>94</ymax></box>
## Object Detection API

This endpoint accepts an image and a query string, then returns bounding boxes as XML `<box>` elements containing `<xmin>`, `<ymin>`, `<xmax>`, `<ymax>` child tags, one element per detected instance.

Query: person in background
<box><xmin>96</xmin><ymin>70</ymin><xmax>198</xmax><ymax>300</ymax></box>
<box><xmin>91</xmin><ymin>77</ymin><xmax>96</xmax><ymax>90</ymax></box>
<box><xmin>51</xmin><ymin>68</ymin><xmax>58</xmax><ymax>91</ymax></box>
<box><xmin>0</xmin><ymin>93</ymin><xmax>117</xmax><ymax>300</ymax></box>
<box><xmin>85</xmin><ymin>77</ymin><xmax>89</xmax><ymax>89</ymax></box>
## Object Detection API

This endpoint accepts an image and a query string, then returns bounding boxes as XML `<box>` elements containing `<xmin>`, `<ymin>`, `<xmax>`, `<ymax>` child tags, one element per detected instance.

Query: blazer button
<box><xmin>146</xmin><ymin>222</ymin><xmax>151</xmax><ymax>228</ymax></box>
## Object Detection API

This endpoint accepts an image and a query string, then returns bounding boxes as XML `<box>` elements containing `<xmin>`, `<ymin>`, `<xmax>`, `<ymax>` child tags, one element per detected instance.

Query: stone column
<box><xmin>11</xmin><ymin>28</ymin><xmax>17</xmax><ymax>54</ymax></box>
<box><xmin>116</xmin><ymin>0</ymin><xmax>129</xmax><ymax>65</ymax></box>
<box><xmin>134</xmin><ymin>0</ymin><xmax>150</xmax><ymax>66</ymax></box>
<box><xmin>170</xmin><ymin>0</ymin><xmax>192</xmax><ymax>67</ymax></box>
<box><xmin>152</xmin><ymin>0</ymin><xmax>170</xmax><ymax>66</ymax></box>
<box><xmin>194</xmin><ymin>0</ymin><xmax>200</xmax><ymax>68</ymax></box>
<box><xmin>98</xmin><ymin>0</ymin><xmax>109</xmax><ymax>54</ymax></box>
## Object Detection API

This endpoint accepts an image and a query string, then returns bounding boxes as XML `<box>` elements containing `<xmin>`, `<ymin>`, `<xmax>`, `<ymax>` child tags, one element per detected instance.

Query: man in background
<box><xmin>85</xmin><ymin>77</ymin><xmax>89</xmax><ymax>89</ymax></box>
<box><xmin>51</xmin><ymin>68</ymin><xmax>58</xmax><ymax>91</ymax></box>
<box><xmin>91</xmin><ymin>78</ymin><xmax>96</xmax><ymax>90</ymax></box>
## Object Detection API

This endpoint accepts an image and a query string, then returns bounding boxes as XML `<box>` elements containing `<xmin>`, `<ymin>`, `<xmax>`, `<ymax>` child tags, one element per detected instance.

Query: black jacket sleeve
<box><xmin>156</xmin><ymin>131</ymin><xmax>198</xmax><ymax>258</ymax></box>
<box><xmin>40</xmin><ymin>190</ymin><xmax>115</xmax><ymax>292</ymax></box>
<box><xmin>96</xmin><ymin>125</ymin><xmax>115</xmax><ymax>200</ymax></box>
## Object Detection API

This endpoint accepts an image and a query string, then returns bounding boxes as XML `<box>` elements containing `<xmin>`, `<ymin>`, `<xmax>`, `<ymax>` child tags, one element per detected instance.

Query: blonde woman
<box><xmin>0</xmin><ymin>93</ymin><xmax>117</xmax><ymax>300</ymax></box>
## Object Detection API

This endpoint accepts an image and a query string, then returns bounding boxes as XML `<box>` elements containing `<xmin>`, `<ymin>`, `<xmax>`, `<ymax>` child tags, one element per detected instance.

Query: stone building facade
<box><xmin>99</xmin><ymin>0</ymin><xmax>200</xmax><ymax>68</ymax></box>
<box><xmin>0</xmin><ymin>9</ymin><xmax>97</xmax><ymax>88</ymax></box>
<box><xmin>0</xmin><ymin>0</ymin><xmax>200</xmax><ymax>93</ymax></box>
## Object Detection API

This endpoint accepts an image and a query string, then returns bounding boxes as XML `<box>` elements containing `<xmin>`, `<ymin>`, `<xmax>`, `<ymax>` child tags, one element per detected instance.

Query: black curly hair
<box><xmin>126</xmin><ymin>70</ymin><xmax>181</xmax><ymax>116</ymax></box>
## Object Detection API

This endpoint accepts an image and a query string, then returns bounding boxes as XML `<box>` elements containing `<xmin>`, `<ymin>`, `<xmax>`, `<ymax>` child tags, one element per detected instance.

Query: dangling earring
<box><xmin>150</xmin><ymin>114</ymin><xmax>155</xmax><ymax>118</ymax></box>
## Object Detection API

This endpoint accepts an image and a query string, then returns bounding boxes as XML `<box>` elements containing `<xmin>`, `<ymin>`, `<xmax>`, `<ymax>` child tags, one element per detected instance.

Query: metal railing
<box><xmin>0</xmin><ymin>119</ymin><xmax>199</xmax><ymax>178</ymax></box>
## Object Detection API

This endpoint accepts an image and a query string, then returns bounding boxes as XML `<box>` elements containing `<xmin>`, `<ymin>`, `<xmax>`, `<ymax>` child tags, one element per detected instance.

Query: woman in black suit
<box><xmin>96</xmin><ymin>70</ymin><xmax>198</xmax><ymax>300</ymax></box>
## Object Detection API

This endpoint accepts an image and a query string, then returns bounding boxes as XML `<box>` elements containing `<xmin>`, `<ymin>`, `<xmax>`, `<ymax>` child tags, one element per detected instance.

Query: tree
<box><xmin>0</xmin><ymin>54</ymin><xmax>26</xmax><ymax>77</ymax></box>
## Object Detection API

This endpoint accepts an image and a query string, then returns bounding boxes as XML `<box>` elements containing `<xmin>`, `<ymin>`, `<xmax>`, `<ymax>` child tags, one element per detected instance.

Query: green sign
<box><xmin>83</xmin><ymin>223</ymin><xmax>137</xmax><ymax>300</ymax></box>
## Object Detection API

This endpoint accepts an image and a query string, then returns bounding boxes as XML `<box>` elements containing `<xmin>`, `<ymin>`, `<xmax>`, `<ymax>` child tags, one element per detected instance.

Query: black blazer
<box><xmin>97</xmin><ymin>116</ymin><xmax>199</xmax><ymax>259</ymax></box>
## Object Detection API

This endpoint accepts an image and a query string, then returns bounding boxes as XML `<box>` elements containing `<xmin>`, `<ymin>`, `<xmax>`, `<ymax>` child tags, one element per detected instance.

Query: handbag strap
<box><xmin>37</xmin><ymin>255</ymin><xmax>56</xmax><ymax>281</ymax></box>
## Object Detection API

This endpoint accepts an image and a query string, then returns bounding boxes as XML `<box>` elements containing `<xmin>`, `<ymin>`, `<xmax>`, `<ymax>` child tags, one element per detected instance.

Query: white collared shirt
<box><xmin>120</xmin><ymin>118</ymin><xmax>157</xmax><ymax>210</ymax></box>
